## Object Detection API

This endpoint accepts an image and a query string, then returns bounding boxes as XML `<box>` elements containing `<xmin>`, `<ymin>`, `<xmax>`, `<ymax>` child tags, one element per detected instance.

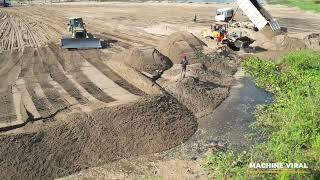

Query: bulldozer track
<box><xmin>0</xmin><ymin>8</ymin><xmax>62</xmax><ymax>51</ymax></box>
<box><xmin>33</xmin><ymin>50</ymin><xmax>70</xmax><ymax>112</ymax></box>
<box><xmin>0</xmin><ymin>5</ymin><xmax>169</xmax><ymax>129</ymax></box>
<box><xmin>4</xmin><ymin>42</ymin><xmax>138</xmax><ymax>124</ymax></box>
<box><xmin>72</xmin><ymin>71</ymin><xmax>116</xmax><ymax>104</ymax></box>
<box><xmin>0</xmin><ymin>91</ymin><xmax>16</xmax><ymax>124</ymax></box>
<box><xmin>78</xmin><ymin>50</ymin><xmax>145</xmax><ymax>96</ymax></box>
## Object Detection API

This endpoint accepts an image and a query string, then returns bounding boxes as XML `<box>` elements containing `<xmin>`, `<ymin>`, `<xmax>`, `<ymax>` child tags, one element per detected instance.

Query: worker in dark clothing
<box><xmin>180</xmin><ymin>55</ymin><xmax>188</xmax><ymax>79</ymax></box>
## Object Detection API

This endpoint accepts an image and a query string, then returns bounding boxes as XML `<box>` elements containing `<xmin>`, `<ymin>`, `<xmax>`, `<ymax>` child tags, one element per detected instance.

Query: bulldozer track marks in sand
<box><xmin>0</xmin><ymin>46</ymin><xmax>143</xmax><ymax>129</ymax></box>
<box><xmin>78</xmin><ymin>50</ymin><xmax>145</xmax><ymax>96</ymax></box>
<box><xmin>0</xmin><ymin>9</ymin><xmax>61</xmax><ymax>51</ymax></box>
<box><xmin>0</xmin><ymin>45</ymin><xmax>143</xmax><ymax>128</ymax></box>
<box><xmin>0</xmin><ymin>6</ymin><xmax>158</xmax><ymax>129</ymax></box>
<box><xmin>0</xmin><ymin>91</ymin><xmax>17</xmax><ymax>124</ymax></box>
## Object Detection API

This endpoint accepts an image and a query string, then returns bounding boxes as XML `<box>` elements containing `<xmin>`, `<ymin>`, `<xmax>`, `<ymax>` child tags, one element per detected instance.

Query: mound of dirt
<box><xmin>304</xmin><ymin>33</ymin><xmax>320</xmax><ymax>51</ymax></box>
<box><xmin>166</xmin><ymin>77</ymin><xmax>229</xmax><ymax>118</ymax></box>
<box><xmin>157</xmin><ymin>50</ymin><xmax>239</xmax><ymax>117</ymax></box>
<box><xmin>157</xmin><ymin>31</ymin><xmax>206</xmax><ymax>64</ymax></box>
<box><xmin>0</xmin><ymin>95</ymin><xmax>197</xmax><ymax>180</ymax></box>
<box><xmin>112</xmin><ymin>48</ymin><xmax>172</xmax><ymax>77</ymax></box>
<box><xmin>273</xmin><ymin>34</ymin><xmax>306</xmax><ymax>51</ymax></box>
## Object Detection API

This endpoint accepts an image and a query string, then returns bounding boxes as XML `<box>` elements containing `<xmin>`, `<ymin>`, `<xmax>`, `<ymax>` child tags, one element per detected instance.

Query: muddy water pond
<box><xmin>162</xmin><ymin>67</ymin><xmax>273</xmax><ymax>159</ymax></box>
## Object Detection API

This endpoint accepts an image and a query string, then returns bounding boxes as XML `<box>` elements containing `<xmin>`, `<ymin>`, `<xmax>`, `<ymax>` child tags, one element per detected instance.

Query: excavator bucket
<box><xmin>61</xmin><ymin>38</ymin><xmax>102</xmax><ymax>49</ymax></box>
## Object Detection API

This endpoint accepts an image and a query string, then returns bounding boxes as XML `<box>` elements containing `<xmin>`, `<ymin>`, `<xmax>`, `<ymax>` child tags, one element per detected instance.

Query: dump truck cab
<box><xmin>215</xmin><ymin>8</ymin><xmax>234</xmax><ymax>22</ymax></box>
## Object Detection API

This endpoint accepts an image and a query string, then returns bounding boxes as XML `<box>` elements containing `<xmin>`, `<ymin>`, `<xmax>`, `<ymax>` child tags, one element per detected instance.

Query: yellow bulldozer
<box><xmin>61</xmin><ymin>17</ymin><xmax>102</xmax><ymax>49</ymax></box>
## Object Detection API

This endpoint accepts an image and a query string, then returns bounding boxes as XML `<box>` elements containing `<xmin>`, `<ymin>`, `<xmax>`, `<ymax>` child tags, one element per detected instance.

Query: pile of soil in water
<box><xmin>157</xmin><ymin>48</ymin><xmax>239</xmax><ymax>117</ymax></box>
<box><xmin>304</xmin><ymin>33</ymin><xmax>320</xmax><ymax>51</ymax></box>
<box><xmin>157</xmin><ymin>31</ymin><xmax>206</xmax><ymax>64</ymax></box>
<box><xmin>273</xmin><ymin>34</ymin><xmax>306</xmax><ymax>51</ymax></box>
<box><xmin>165</xmin><ymin>76</ymin><xmax>229</xmax><ymax>117</ymax></box>
<box><xmin>112</xmin><ymin>48</ymin><xmax>172</xmax><ymax>77</ymax></box>
<box><xmin>0</xmin><ymin>95</ymin><xmax>197</xmax><ymax>180</ymax></box>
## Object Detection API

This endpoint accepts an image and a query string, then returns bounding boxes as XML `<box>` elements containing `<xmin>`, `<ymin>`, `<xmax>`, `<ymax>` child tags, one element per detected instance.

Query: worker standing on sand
<box><xmin>180</xmin><ymin>55</ymin><xmax>189</xmax><ymax>79</ymax></box>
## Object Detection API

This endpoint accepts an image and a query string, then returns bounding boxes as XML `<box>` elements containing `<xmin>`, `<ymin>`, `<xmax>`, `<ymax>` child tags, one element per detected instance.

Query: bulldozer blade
<box><xmin>61</xmin><ymin>38</ymin><xmax>102</xmax><ymax>49</ymax></box>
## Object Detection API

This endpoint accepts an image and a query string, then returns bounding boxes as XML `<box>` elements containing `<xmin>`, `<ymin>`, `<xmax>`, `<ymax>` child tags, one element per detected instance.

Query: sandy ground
<box><xmin>0</xmin><ymin>2</ymin><xmax>320</xmax><ymax>179</ymax></box>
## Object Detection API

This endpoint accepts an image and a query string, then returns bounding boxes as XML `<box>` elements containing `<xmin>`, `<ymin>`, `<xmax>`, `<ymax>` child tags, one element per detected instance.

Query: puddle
<box><xmin>162</xmin><ymin>67</ymin><xmax>273</xmax><ymax>159</ymax></box>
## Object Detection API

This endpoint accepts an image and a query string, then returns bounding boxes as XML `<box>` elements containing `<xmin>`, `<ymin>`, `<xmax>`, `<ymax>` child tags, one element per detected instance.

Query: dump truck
<box><xmin>61</xmin><ymin>17</ymin><xmax>102</xmax><ymax>49</ymax></box>
<box><xmin>212</xmin><ymin>0</ymin><xmax>280</xmax><ymax>32</ymax></box>
<box><xmin>215</xmin><ymin>8</ymin><xmax>234</xmax><ymax>22</ymax></box>
<box><xmin>0</xmin><ymin>0</ymin><xmax>11</xmax><ymax>7</ymax></box>
<box><xmin>236</xmin><ymin>0</ymin><xmax>280</xmax><ymax>32</ymax></box>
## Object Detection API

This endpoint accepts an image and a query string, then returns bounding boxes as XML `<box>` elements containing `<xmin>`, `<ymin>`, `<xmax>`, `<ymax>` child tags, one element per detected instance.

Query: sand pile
<box><xmin>246</xmin><ymin>26</ymin><xmax>307</xmax><ymax>52</ymax></box>
<box><xmin>161</xmin><ymin>77</ymin><xmax>229</xmax><ymax>118</ymax></box>
<box><xmin>0</xmin><ymin>95</ymin><xmax>197</xmax><ymax>179</ymax></box>
<box><xmin>304</xmin><ymin>33</ymin><xmax>320</xmax><ymax>51</ymax></box>
<box><xmin>271</xmin><ymin>32</ymin><xmax>320</xmax><ymax>52</ymax></box>
<box><xmin>273</xmin><ymin>34</ymin><xmax>306</xmax><ymax>51</ymax></box>
<box><xmin>112</xmin><ymin>48</ymin><xmax>172</xmax><ymax>77</ymax></box>
<box><xmin>157</xmin><ymin>31</ymin><xmax>206</xmax><ymax>64</ymax></box>
<box><xmin>157</xmin><ymin>49</ymin><xmax>239</xmax><ymax>117</ymax></box>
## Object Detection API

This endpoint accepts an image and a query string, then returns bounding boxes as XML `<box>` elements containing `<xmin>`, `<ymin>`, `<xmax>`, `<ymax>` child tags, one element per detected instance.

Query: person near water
<box><xmin>180</xmin><ymin>55</ymin><xmax>188</xmax><ymax>79</ymax></box>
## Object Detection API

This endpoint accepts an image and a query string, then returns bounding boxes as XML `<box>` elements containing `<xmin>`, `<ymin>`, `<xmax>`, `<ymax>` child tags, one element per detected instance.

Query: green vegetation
<box><xmin>203</xmin><ymin>51</ymin><xmax>320</xmax><ymax>179</ymax></box>
<box><xmin>203</xmin><ymin>150</ymin><xmax>251</xmax><ymax>179</ymax></box>
<box><xmin>267</xmin><ymin>0</ymin><xmax>320</xmax><ymax>12</ymax></box>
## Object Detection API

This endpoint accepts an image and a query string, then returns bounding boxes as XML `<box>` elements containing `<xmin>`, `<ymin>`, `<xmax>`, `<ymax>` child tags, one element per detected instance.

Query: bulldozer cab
<box><xmin>69</xmin><ymin>17</ymin><xmax>84</xmax><ymax>28</ymax></box>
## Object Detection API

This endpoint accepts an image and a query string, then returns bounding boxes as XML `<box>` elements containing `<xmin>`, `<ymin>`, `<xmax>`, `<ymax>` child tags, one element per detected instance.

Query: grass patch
<box><xmin>203</xmin><ymin>51</ymin><xmax>320</xmax><ymax>179</ymax></box>
<box><xmin>267</xmin><ymin>0</ymin><xmax>320</xmax><ymax>12</ymax></box>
